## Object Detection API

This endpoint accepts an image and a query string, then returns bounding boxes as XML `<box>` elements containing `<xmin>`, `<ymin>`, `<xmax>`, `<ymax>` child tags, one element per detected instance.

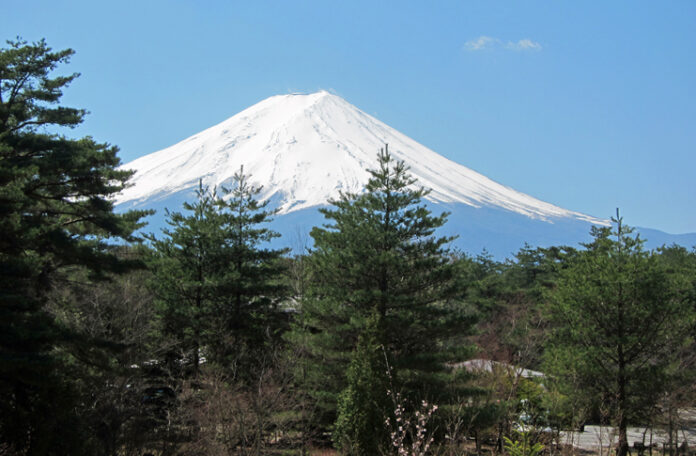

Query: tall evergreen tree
<box><xmin>148</xmin><ymin>182</ymin><xmax>226</xmax><ymax>377</ymax></box>
<box><xmin>212</xmin><ymin>168</ymin><xmax>289</xmax><ymax>368</ymax></box>
<box><xmin>0</xmin><ymin>38</ymin><xmax>147</xmax><ymax>454</ymax></box>
<box><xmin>289</xmin><ymin>146</ymin><xmax>474</xmax><ymax>443</ymax></box>
<box><xmin>545</xmin><ymin>213</ymin><xmax>695</xmax><ymax>456</ymax></box>
<box><xmin>149</xmin><ymin>169</ymin><xmax>288</xmax><ymax>377</ymax></box>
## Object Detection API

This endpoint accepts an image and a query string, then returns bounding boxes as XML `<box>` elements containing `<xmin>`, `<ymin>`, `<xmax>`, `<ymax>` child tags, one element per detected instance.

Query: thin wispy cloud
<box><xmin>463</xmin><ymin>36</ymin><xmax>499</xmax><ymax>51</ymax></box>
<box><xmin>463</xmin><ymin>36</ymin><xmax>542</xmax><ymax>52</ymax></box>
<box><xmin>506</xmin><ymin>39</ymin><xmax>542</xmax><ymax>51</ymax></box>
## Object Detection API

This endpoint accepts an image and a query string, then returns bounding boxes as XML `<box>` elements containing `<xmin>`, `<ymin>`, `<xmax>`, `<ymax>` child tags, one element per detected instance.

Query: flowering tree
<box><xmin>386</xmin><ymin>394</ymin><xmax>438</xmax><ymax>456</ymax></box>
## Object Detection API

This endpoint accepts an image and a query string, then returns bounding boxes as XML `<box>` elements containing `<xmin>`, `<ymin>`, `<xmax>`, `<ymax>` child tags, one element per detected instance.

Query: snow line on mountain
<box><xmin>116</xmin><ymin>90</ymin><xmax>607</xmax><ymax>225</ymax></box>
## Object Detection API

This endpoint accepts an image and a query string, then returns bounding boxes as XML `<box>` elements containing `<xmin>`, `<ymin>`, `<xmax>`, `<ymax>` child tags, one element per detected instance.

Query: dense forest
<box><xmin>2</xmin><ymin>39</ymin><xmax>695</xmax><ymax>456</ymax></box>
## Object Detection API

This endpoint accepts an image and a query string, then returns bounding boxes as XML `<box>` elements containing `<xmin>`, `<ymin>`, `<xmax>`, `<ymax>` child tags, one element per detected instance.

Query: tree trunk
<box><xmin>193</xmin><ymin>336</ymin><xmax>200</xmax><ymax>377</ymax></box>
<box><xmin>618</xmin><ymin>412</ymin><xmax>629</xmax><ymax>456</ymax></box>
<box><xmin>617</xmin><ymin>246</ymin><xmax>628</xmax><ymax>456</ymax></box>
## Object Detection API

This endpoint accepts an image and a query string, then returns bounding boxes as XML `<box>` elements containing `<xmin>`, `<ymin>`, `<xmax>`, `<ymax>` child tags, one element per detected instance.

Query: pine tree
<box><xmin>148</xmin><ymin>182</ymin><xmax>226</xmax><ymax>377</ymax></box>
<box><xmin>210</xmin><ymin>167</ymin><xmax>289</xmax><ymax>370</ymax></box>
<box><xmin>289</xmin><ymin>146</ymin><xmax>474</xmax><ymax>441</ymax></box>
<box><xmin>0</xmin><ymin>38</ymin><xmax>147</xmax><ymax>454</ymax></box>
<box><xmin>545</xmin><ymin>213</ymin><xmax>695</xmax><ymax>456</ymax></box>
<box><xmin>149</xmin><ymin>169</ymin><xmax>288</xmax><ymax>378</ymax></box>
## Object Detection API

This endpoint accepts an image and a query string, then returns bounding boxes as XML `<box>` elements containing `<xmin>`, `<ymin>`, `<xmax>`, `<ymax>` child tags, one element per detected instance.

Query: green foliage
<box><xmin>460</xmin><ymin>244</ymin><xmax>576</xmax><ymax>370</ymax></box>
<box><xmin>656</xmin><ymin>244</ymin><xmax>696</xmax><ymax>315</ymax></box>
<box><xmin>0</xmin><ymin>38</ymin><xmax>147</xmax><ymax>454</ymax></box>
<box><xmin>46</xmin><ymin>251</ymin><xmax>165</xmax><ymax>455</ymax></box>
<box><xmin>545</xmin><ymin>214</ymin><xmax>696</xmax><ymax>456</ymax></box>
<box><xmin>454</xmin><ymin>250</ymin><xmax>505</xmax><ymax>316</ymax></box>
<box><xmin>211</xmin><ymin>169</ymin><xmax>289</xmax><ymax>367</ymax></box>
<box><xmin>148</xmin><ymin>168</ymin><xmax>288</xmax><ymax>378</ymax></box>
<box><xmin>333</xmin><ymin>313</ymin><xmax>390</xmax><ymax>455</ymax></box>
<box><xmin>288</xmin><ymin>146</ymin><xmax>475</xmax><ymax>439</ymax></box>
<box><xmin>503</xmin><ymin>432</ymin><xmax>544</xmax><ymax>456</ymax></box>
<box><xmin>148</xmin><ymin>182</ymin><xmax>226</xmax><ymax>375</ymax></box>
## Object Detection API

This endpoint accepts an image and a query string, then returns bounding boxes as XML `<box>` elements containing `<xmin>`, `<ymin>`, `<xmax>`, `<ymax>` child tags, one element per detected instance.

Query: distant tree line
<box><xmin>1</xmin><ymin>39</ymin><xmax>695</xmax><ymax>456</ymax></box>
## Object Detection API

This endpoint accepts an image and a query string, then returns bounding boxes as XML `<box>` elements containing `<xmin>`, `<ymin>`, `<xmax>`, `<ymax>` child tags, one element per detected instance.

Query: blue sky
<box><xmin>4</xmin><ymin>1</ymin><xmax>695</xmax><ymax>234</ymax></box>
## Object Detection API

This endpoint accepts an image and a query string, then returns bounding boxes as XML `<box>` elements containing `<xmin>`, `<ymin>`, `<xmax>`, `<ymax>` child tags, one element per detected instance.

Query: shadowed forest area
<box><xmin>2</xmin><ymin>39</ymin><xmax>696</xmax><ymax>456</ymax></box>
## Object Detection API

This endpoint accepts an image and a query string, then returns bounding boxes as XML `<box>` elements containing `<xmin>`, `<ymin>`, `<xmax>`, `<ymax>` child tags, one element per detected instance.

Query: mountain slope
<box><xmin>116</xmin><ymin>91</ymin><xmax>602</xmax><ymax>224</ymax></box>
<box><xmin>116</xmin><ymin>91</ymin><xmax>695</xmax><ymax>257</ymax></box>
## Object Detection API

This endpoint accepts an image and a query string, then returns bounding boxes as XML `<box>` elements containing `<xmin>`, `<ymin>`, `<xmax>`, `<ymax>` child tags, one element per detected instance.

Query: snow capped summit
<box><xmin>116</xmin><ymin>90</ymin><xmax>603</xmax><ymax>225</ymax></box>
<box><xmin>114</xmin><ymin>91</ymin><xmax>696</xmax><ymax>257</ymax></box>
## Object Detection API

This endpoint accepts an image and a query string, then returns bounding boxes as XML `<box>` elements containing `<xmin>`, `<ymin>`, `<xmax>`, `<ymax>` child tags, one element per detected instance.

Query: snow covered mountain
<box><xmin>117</xmin><ymin>90</ymin><xmax>601</xmax><ymax>222</ymax></box>
<box><xmin>116</xmin><ymin>91</ymin><xmax>693</xmax><ymax>257</ymax></box>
